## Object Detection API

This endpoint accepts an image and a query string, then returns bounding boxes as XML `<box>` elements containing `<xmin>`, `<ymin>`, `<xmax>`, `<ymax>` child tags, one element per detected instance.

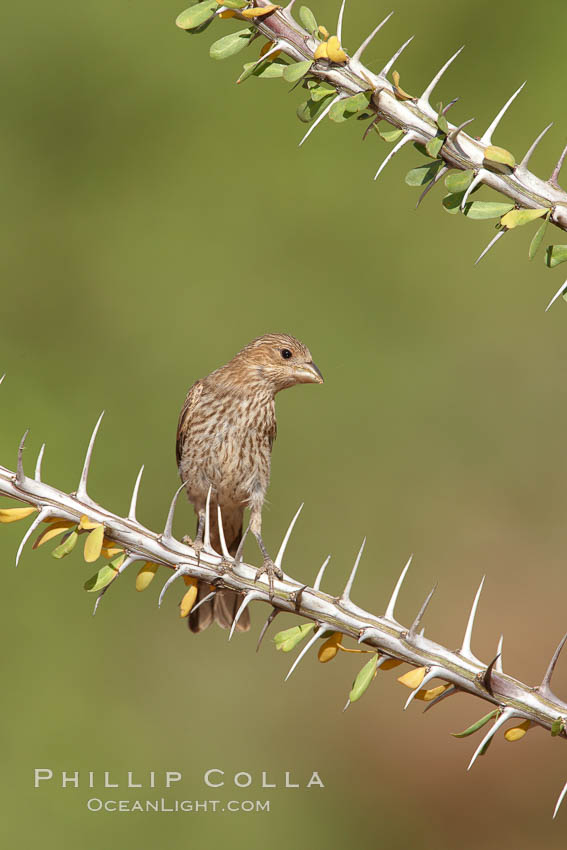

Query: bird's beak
<box><xmin>296</xmin><ymin>361</ymin><xmax>324</xmax><ymax>384</ymax></box>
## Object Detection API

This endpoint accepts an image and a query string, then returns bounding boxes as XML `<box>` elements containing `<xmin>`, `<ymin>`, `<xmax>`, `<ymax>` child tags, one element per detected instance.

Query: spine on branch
<box><xmin>1</xmin><ymin>375</ymin><xmax>567</xmax><ymax>816</ymax></box>
<box><xmin>176</xmin><ymin>0</ymin><xmax>567</xmax><ymax>308</ymax></box>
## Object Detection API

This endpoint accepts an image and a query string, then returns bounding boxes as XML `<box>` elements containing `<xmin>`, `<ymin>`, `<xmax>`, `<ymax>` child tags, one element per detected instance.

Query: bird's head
<box><xmin>234</xmin><ymin>333</ymin><xmax>324</xmax><ymax>394</ymax></box>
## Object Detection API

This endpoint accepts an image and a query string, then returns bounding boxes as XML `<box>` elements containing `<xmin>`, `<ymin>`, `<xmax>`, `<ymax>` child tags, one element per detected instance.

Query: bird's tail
<box><xmin>188</xmin><ymin>506</ymin><xmax>250</xmax><ymax>634</ymax></box>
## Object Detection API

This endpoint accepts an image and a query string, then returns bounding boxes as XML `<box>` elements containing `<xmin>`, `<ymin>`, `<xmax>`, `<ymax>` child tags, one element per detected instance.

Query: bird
<box><xmin>176</xmin><ymin>333</ymin><xmax>323</xmax><ymax>633</ymax></box>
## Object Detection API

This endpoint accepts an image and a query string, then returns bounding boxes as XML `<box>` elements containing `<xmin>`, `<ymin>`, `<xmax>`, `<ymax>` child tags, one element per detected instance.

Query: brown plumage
<box><xmin>176</xmin><ymin>333</ymin><xmax>323</xmax><ymax>633</ymax></box>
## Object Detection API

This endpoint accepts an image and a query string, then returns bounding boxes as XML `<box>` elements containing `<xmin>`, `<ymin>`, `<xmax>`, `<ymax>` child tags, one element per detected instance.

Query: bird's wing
<box><xmin>176</xmin><ymin>380</ymin><xmax>204</xmax><ymax>467</ymax></box>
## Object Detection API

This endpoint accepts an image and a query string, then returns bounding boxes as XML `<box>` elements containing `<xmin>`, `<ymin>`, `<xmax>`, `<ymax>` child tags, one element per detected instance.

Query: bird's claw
<box><xmin>183</xmin><ymin>534</ymin><xmax>203</xmax><ymax>565</ymax></box>
<box><xmin>255</xmin><ymin>557</ymin><xmax>283</xmax><ymax>598</ymax></box>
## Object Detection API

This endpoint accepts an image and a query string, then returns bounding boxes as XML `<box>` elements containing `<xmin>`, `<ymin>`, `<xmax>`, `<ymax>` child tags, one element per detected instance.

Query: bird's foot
<box><xmin>183</xmin><ymin>535</ymin><xmax>203</xmax><ymax>564</ymax></box>
<box><xmin>255</xmin><ymin>558</ymin><xmax>283</xmax><ymax>598</ymax></box>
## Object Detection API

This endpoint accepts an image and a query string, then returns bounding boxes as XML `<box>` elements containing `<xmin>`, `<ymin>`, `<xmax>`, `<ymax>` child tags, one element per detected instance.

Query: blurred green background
<box><xmin>2</xmin><ymin>0</ymin><xmax>567</xmax><ymax>846</ymax></box>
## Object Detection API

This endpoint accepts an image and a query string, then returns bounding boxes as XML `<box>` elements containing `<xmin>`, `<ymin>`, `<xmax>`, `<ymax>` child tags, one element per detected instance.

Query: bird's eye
<box><xmin>280</xmin><ymin>349</ymin><xmax>293</xmax><ymax>360</ymax></box>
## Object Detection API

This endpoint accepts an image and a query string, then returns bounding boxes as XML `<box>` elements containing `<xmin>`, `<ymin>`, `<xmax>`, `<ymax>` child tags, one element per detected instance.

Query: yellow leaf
<box><xmin>326</xmin><ymin>36</ymin><xmax>347</xmax><ymax>63</ymax></box>
<box><xmin>136</xmin><ymin>562</ymin><xmax>159</xmax><ymax>592</ymax></box>
<box><xmin>484</xmin><ymin>145</ymin><xmax>516</xmax><ymax>171</ymax></box>
<box><xmin>504</xmin><ymin>720</ymin><xmax>531</xmax><ymax>742</ymax></box>
<box><xmin>0</xmin><ymin>506</ymin><xmax>37</xmax><ymax>523</ymax></box>
<box><xmin>398</xmin><ymin>666</ymin><xmax>427</xmax><ymax>689</ymax></box>
<box><xmin>313</xmin><ymin>42</ymin><xmax>328</xmax><ymax>60</ymax></box>
<box><xmin>183</xmin><ymin>575</ymin><xmax>199</xmax><ymax>587</ymax></box>
<box><xmin>101</xmin><ymin>545</ymin><xmax>124</xmax><ymax>559</ymax></box>
<box><xmin>414</xmin><ymin>683</ymin><xmax>451</xmax><ymax>702</ymax></box>
<box><xmin>500</xmin><ymin>207</ymin><xmax>549</xmax><ymax>229</ymax></box>
<box><xmin>260</xmin><ymin>40</ymin><xmax>274</xmax><ymax>57</ymax></box>
<box><xmin>391</xmin><ymin>70</ymin><xmax>413</xmax><ymax>100</ymax></box>
<box><xmin>318</xmin><ymin>25</ymin><xmax>329</xmax><ymax>40</ymax></box>
<box><xmin>219</xmin><ymin>9</ymin><xmax>236</xmax><ymax>17</ymax></box>
<box><xmin>180</xmin><ymin>583</ymin><xmax>199</xmax><ymax>618</ymax></box>
<box><xmin>84</xmin><ymin>524</ymin><xmax>105</xmax><ymax>563</ymax></box>
<box><xmin>79</xmin><ymin>515</ymin><xmax>101</xmax><ymax>531</ymax></box>
<box><xmin>318</xmin><ymin>632</ymin><xmax>342</xmax><ymax>663</ymax></box>
<box><xmin>380</xmin><ymin>658</ymin><xmax>404</xmax><ymax>671</ymax></box>
<box><xmin>33</xmin><ymin>520</ymin><xmax>75</xmax><ymax>548</ymax></box>
<box><xmin>241</xmin><ymin>5</ymin><xmax>279</xmax><ymax>18</ymax></box>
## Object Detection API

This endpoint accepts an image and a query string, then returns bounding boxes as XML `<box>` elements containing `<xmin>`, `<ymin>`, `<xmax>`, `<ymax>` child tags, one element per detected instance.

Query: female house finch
<box><xmin>176</xmin><ymin>333</ymin><xmax>323</xmax><ymax>633</ymax></box>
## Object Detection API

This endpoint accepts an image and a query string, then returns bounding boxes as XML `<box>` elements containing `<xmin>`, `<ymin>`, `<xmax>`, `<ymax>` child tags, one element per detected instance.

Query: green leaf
<box><xmin>463</xmin><ymin>201</ymin><xmax>514</xmax><ymax>220</ymax></box>
<box><xmin>220</xmin><ymin>0</ymin><xmax>247</xmax><ymax>7</ymax></box>
<box><xmin>436</xmin><ymin>104</ymin><xmax>448</xmax><ymax>135</ymax></box>
<box><xmin>413</xmin><ymin>141</ymin><xmax>428</xmax><ymax>157</ymax></box>
<box><xmin>545</xmin><ymin>244</ymin><xmax>567</xmax><ymax>269</ymax></box>
<box><xmin>378</xmin><ymin>125</ymin><xmax>404</xmax><ymax>143</ymax></box>
<box><xmin>349</xmin><ymin>654</ymin><xmax>378</xmax><ymax>703</ymax></box>
<box><xmin>274</xmin><ymin>623</ymin><xmax>316</xmax><ymax>652</ymax></box>
<box><xmin>451</xmin><ymin>709</ymin><xmax>499</xmax><ymax>738</ymax></box>
<box><xmin>283</xmin><ymin>60</ymin><xmax>314</xmax><ymax>83</ymax></box>
<box><xmin>239</xmin><ymin>58</ymin><xmax>286</xmax><ymax>83</ymax></box>
<box><xmin>175</xmin><ymin>1</ymin><xmax>218</xmax><ymax>30</ymax></box>
<box><xmin>500</xmin><ymin>207</ymin><xmax>549</xmax><ymax>230</ymax></box>
<box><xmin>51</xmin><ymin>530</ymin><xmax>78</xmax><ymax>560</ymax></box>
<box><xmin>442</xmin><ymin>192</ymin><xmax>465</xmax><ymax>215</ymax></box>
<box><xmin>329</xmin><ymin>92</ymin><xmax>371</xmax><ymax>123</ymax></box>
<box><xmin>425</xmin><ymin>136</ymin><xmax>444</xmax><ymax>158</ymax></box>
<box><xmin>444</xmin><ymin>169</ymin><xmax>474</xmax><ymax>193</ymax></box>
<box><xmin>529</xmin><ymin>218</ymin><xmax>549</xmax><ymax>260</ymax></box>
<box><xmin>84</xmin><ymin>564</ymin><xmax>119</xmax><ymax>593</ymax></box>
<box><xmin>405</xmin><ymin>159</ymin><xmax>444</xmax><ymax>187</ymax></box>
<box><xmin>299</xmin><ymin>6</ymin><xmax>318</xmax><ymax>35</ymax></box>
<box><xmin>296</xmin><ymin>93</ymin><xmax>334</xmax><ymax>123</ymax></box>
<box><xmin>551</xmin><ymin>718</ymin><xmax>565</xmax><ymax>737</ymax></box>
<box><xmin>310</xmin><ymin>82</ymin><xmax>336</xmax><ymax>102</ymax></box>
<box><xmin>209</xmin><ymin>28</ymin><xmax>254</xmax><ymax>60</ymax></box>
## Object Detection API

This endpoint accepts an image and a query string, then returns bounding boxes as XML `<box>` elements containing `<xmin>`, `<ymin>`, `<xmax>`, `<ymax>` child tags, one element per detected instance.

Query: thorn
<box><xmin>16</xmin><ymin>429</ymin><xmax>29</xmax><ymax>484</ymax></box>
<box><xmin>374</xmin><ymin>132</ymin><xmax>415</xmax><ymax>181</ymax></box>
<box><xmin>423</xmin><ymin>684</ymin><xmax>459</xmax><ymax>713</ymax></box>
<box><xmin>203</xmin><ymin>485</ymin><xmax>213</xmax><ymax>552</ymax></box>
<box><xmin>545</xmin><ymin>279</ymin><xmax>567</xmax><ymax>313</ymax></box>
<box><xmin>256</xmin><ymin>608</ymin><xmax>280</xmax><ymax>652</ymax></box>
<box><xmin>93</xmin><ymin>555</ymin><xmax>137</xmax><ymax>615</ymax></box>
<box><xmin>460</xmin><ymin>576</ymin><xmax>485</xmax><ymax>662</ymax></box>
<box><xmin>191</xmin><ymin>589</ymin><xmax>216</xmax><ymax>616</ymax></box>
<box><xmin>291</xmin><ymin>583</ymin><xmax>308</xmax><ymax>611</ymax></box>
<box><xmin>518</xmin><ymin>122</ymin><xmax>553</xmax><ymax>171</ymax></box>
<box><xmin>482</xmin><ymin>652</ymin><xmax>501</xmax><ymax>696</ymax></box>
<box><xmin>313</xmin><ymin>555</ymin><xmax>331</xmax><ymax>591</ymax></box>
<box><xmin>419</xmin><ymin>46</ymin><xmax>465</xmax><ymax>111</ymax></box>
<box><xmin>285</xmin><ymin>625</ymin><xmax>329</xmax><ymax>681</ymax></box>
<box><xmin>352</xmin><ymin>11</ymin><xmax>394</xmax><ymax>63</ymax></box>
<box><xmin>550</xmin><ymin>142</ymin><xmax>567</xmax><ymax>189</ymax></box>
<box><xmin>249</xmin><ymin>40</ymin><xmax>282</xmax><ymax>73</ymax></box>
<box><xmin>233</xmin><ymin>524</ymin><xmax>250</xmax><ymax>565</ymax></box>
<box><xmin>539</xmin><ymin>632</ymin><xmax>567</xmax><ymax>699</ymax></box>
<box><xmin>77</xmin><ymin>412</ymin><xmax>105</xmax><ymax>502</ymax></box>
<box><xmin>0</xmin><ymin>374</ymin><xmax>5</xmax><ymax>386</ymax></box>
<box><xmin>357</xmin><ymin>627</ymin><xmax>379</xmax><ymax>644</ymax></box>
<box><xmin>480</xmin><ymin>81</ymin><xmax>526</xmax><ymax>145</ymax></box>
<box><xmin>336</xmin><ymin>0</ymin><xmax>346</xmax><ymax>45</ymax></box>
<box><xmin>283</xmin><ymin>0</ymin><xmax>297</xmax><ymax>11</ymax></box>
<box><xmin>474</xmin><ymin>227</ymin><xmax>508</xmax><ymax>266</ymax></box>
<box><xmin>446</xmin><ymin>117</ymin><xmax>475</xmax><ymax>148</ymax></box>
<box><xmin>416</xmin><ymin>165</ymin><xmax>448</xmax><ymax>208</ymax></box>
<box><xmin>274</xmin><ymin>503</ymin><xmax>303</xmax><ymax>572</ymax></box>
<box><xmin>385</xmin><ymin>554</ymin><xmax>413</xmax><ymax>622</ymax></box>
<box><xmin>299</xmin><ymin>94</ymin><xmax>344</xmax><ymax>147</ymax></box>
<box><xmin>495</xmin><ymin>635</ymin><xmax>504</xmax><ymax>673</ymax></box>
<box><xmin>460</xmin><ymin>170</ymin><xmax>485</xmax><ymax>211</ymax></box>
<box><xmin>158</xmin><ymin>566</ymin><xmax>188</xmax><ymax>607</ymax></box>
<box><xmin>341</xmin><ymin>537</ymin><xmax>366</xmax><ymax>602</ymax></box>
<box><xmin>380</xmin><ymin>35</ymin><xmax>415</xmax><ymax>78</ymax></box>
<box><xmin>408</xmin><ymin>583</ymin><xmax>437</xmax><ymax>638</ymax></box>
<box><xmin>467</xmin><ymin>707</ymin><xmax>514</xmax><ymax>771</ymax></box>
<box><xmin>15</xmin><ymin>507</ymin><xmax>52</xmax><ymax>567</ymax></box>
<box><xmin>162</xmin><ymin>481</ymin><xmax>187</xmax><ymax>541</ymax></box>
<box><xmin>229</xmin><ymin>591</ymin><xmax>263</xmax><ymax>641</ymax></box>
<box><xmin>404</xmin><ymin>666</ymin><xmax>442</xmax><ymax>711</ymax></box>
<box><xmin>128</xmin><ymin>465</ymin><xmax>145</xmax><ymax>522</ymax></box>
<box><xmin>553</xmin><ymin>780</ymin><xmax>567</xmax><ymax>819</ymax></box>
<box><xmin>343</xmin><ymin>699</ymin><xmax>351</xmax><ymax>712</ymax></box>
<box><xmin>217</xmin><ymin>506</ymin><xmax>231</xmax><ymax>560</ymax></box>
<box><xmin>34</xmin><ymin>443</ymin><xmax>45</xmax><ymax>482</ymax></box>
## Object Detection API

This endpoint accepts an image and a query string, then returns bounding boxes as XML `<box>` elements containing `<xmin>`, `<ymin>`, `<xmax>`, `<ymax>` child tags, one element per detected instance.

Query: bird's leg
<box><xmin>182</xmin><ymin>510</ymin><xmax>205</xmax><ymax>563</ymax></box>
<box><xmin>250</xmin><ymin>506</ymin><xmax>282</xmax><ymax>597</ymax></box>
